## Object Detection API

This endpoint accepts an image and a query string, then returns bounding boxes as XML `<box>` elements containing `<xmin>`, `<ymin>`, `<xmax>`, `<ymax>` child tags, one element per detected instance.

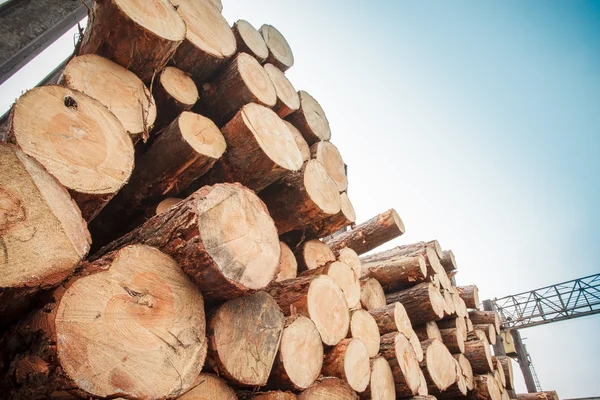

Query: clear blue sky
<box><xmin>1</xmin><ymin>0</ymin><xmax>598</xmax><ymax>397</ymax></box>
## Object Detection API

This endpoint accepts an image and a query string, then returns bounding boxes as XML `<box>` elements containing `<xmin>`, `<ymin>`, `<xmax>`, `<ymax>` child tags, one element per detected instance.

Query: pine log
<box><xmin>385</xmin><ymin>283</ymin><xmax>445</xmax><ymax>325</ymax></box>
<box><xmin>467</xmin><ymin>329</ymin><xmax>487</xmax><ymax>342</ymax></box>
<box><xmin>338</xmin><ymin>247</ymin><xmax>362</xmax><ymax>280</ymax></box>
<box><xmin>269</xmin><ymin>316</ymin><xmax>323</xmax><ymax>390</ymax></box>
<box><xmin>369</xmin><ymin>302</ymin><xmax>412</xmax><ymax>336</ymax></box>
<box><xmin>360</xmin><ymin>254</ymin><xmax>427</xmax><ymax>293</ymax></box>
<box><xmin>439</xmin><ymin>328</ymin><xmax>465</xmax><ymax>354</ymax></box>
<box><xmin>298</xmin><ymin>377</ymin><xmax>358</xmax><ymax>399</ymax></box>
<box><xmin>419</xmin><ymin>339</ymin><xmax>458</xmax><ymax>393</ymax></box>
<box><xmin>265</xmin><ymin>63</ymin><xmax>300</xmax><ymax>118</ymax></box>
<box><xmin>260</xmin><ymin>159</ymin><xmax>341</xmax><ymax>234</ymax></box>
<box><xmin>326</xmin><ymin>209</ymin><xmax>405</xmax><ymax>256</ymax></box>
<box><xmin>454</xmin><ymin>293</ymin><xmax>469</xmax><ymax>318</ymax></box>
<box><xmin>0</xmin><ymin>144</ymin><xmax>90</xmax><ymax>323</ymax></box>
<box><xmin>440</xmin><ymin>249</ymin><xmax>457</xmax><ymax>273</ymax></box>
<box><xmin>200</xmin><ymin>53</ymin><xmax>277</xmax><ymax>126</ymax></box>
<box><xmin>359</xmin><ymin>278</ymin><xmax>386</xmax><ymax>311</ymax></box>
<box><xmin>89</xmin><ymin>112</ymin><xmax>226</xmax><ymax>247</ymax></box>
<box><xmin>260</xmin><ymin>25</ymin><xmax>295</xmax><ymax>72</ymax></box>
<box><xmin>359</xmin><ymin>357</ymin><xmax>396</xmax><ymax>400</ymax></box>
<box><xmin>284</xmin><ymin>120</ymin><xmax>310</xmax><ymax>162</ymax></box>
<box><xmin>428</xmin><ymin>358</ymin><xmax>468</xmax><ymax>398</ymax></box>
<box><xmin>348</xmin><ymin>309</ymin><xmax>380</xmax><ymax>358</ymax></box>
<box><xmin>493</xmin><ymin>357</ymin><xmax>507</xmax><ymax>388</ymax></box>
<box><xmin>61</xmin><ymin>54</ymin><xmax>156</xmax><ymax>141</ymax></box>
<box><xmin>94</xmin><ymin>183</ymin><xmax>280</xmax><ymax>302</ymax></box>
<box><xmin>170</xmin><ymin>0</ymin><xmax>236</xmax><ymax>84</ymax></box>
<box><xmin>310</xmin><ymin>141</ymin><xmax>347</xmax><ymax>192</ymax></box>
<box><xmin>443</xmin><ymin>289</ymin><xmax>457</xmax><ymax>316</ymax></box>
<box><xmin>232</xmin><ymin>20</ymin><xmax>269</xmax><ymax>62</ymax></box>
<box><xmin>454</xmin><ymin>353</ymin><xmax>474</xmax><ymax>391</ymax></box>
<box><xmin>301</xmin><ymin>261</ymin><xmax>360</xmax><ymax>309</ymax></box>
<box><xmin>417</xmin><ymin>372</ymin><xmax>429</xmax><ymax>396</ymax></box>
<box><xmin>464</xmin><ymin>336</ymin><xmax>494</xmax><ymax>374</ymax></box>
<box><xmin>152</xmin><ymin>66</ymin><xmax>199</xmax><ymax>130</ymax></box>
<box><xmin>294</xmin><ymin>239</ymin><xmax>336</xmax><ymax>271</ymax></box>
<box><xmin>286</xmin><ymin>90</ymin><xmax>331</xmax><ymax>144</ymax></box>
<box><xmin>322</xmin><ymin>338</ymin><xmax>370</xmax><ymax>392</ymax></box>
<box><xmin>0</xmin><ymin>245</ymin><xmax>206</xmax><ymax>399</ymax></box>
<box><xmin>516</xmin><ymin>392</ymin><xmax>559</xmax><ymax>400</ymax></box>
<box><xmin>456</xmin><ymin>285</ymin><xmax>480</xmax><ymax>310</ymax></box>
<box><xmin>276</xmin><ymin>242</ymin><xmax>298</xmax><ymax>282</ymax></box>
<box><xmin>179</xmin><ymin>373</ymin><xmax>237</xmax><ymax>400</ymax></box>
<box><xmin>413</xmin><ymin>321</ymin><xmax>442</xmax><ymax>342</ymax></box>
<box><xmin>266</xmin><ymin>275</ymin><xmax>349</xmax><ymax>346</ymax></box>
<box><xmin>78</xmin><ymin>0</ymin><xmax>186</xmax><ymax>83</ymax></box>
<box><xmin>467</xmin><ymin>317</ymin><xmax>475</xmax><ymax>332</ymax></box>
<box><xmin>437</xmin><ymin>317</ymin><xmax>468</xmax><ymax>340</ymax></box>
<box><xmin>379</xmin><ymin>333</ymin><xmax>422</xmax><ymax>397</ymax></box>
<box><xmin>469</xmin><ymin>310</ymin><xmax>501</xmax><ymax>335</ymax></box>
<box><xmin>190</xmin><ymin>103</ymin><xmax>303</xmax><ymax>193</ymax></box>
<box><xmin>475</xmin><ymin>324</ymin><xmax>497</xmax><ymax>345</ymax></box>
<box><xmin>473</xmin><ymin>374</ymin><xmax>502</xmax><ymax>400</ymax></box>
<box><xmin>497</xmin><ymin>356</ymin><xmax>514</xmax><ymax>390</ymax></box>
<box><xmin>6</xmin><ymin>85</ymin><xmax>134</xmax><ymax>221</ymax></box>
<box><xmin>252</xmin><ymin>392</ymin><xmax>297</xmax><ymax>400</ymax></box>
<box><xmin>206</xmin><ymin>291</ymin><xmax>285</xmax><ymax>386</ymax></box>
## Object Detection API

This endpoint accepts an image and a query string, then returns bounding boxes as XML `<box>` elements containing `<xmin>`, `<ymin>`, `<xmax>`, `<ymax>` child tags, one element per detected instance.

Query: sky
<box><xmin>1</xmin><ymin>0</ymin><xmax>599</xmax><ymax>397</ymax></box>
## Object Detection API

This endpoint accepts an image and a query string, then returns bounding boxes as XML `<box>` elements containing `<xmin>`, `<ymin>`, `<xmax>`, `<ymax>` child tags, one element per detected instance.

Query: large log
<box><xmin>0</xmin><ymin>144</ymin><xmax>90</xmax><ymax>323</ymax></box>
<box><xmin>379</xmin><ymin>333</ymin><xmax>422</xmax><ymax>397</ymax></box>
<box><xmin>469</xmin><ymin>310</ymin><xmax>501</xmax><ymax>334</ymax></box>
<box><xmin>266</xmin><ymin>275</ymin><xmax>349</xmax><ymax>346</ymax></box>
<box><xmin>61</xmin><ymin>54</ymin><xmax>156</xmax><ymax>141</ymax></box>
<box><xmin>464</xmin><ymin>336</ymin><xmax>494</xmax><ymax>374</ymax></box>
<box><xmin>326</xmin><ymin>209</ymin><xmax>405</xmax><ymax>256</ymax></box>
<box><xmin>89</xmin><ymin>111</ymin><xmax>226</xmax><ymax>247</ymax></box>
<box><xmin>385</xmin><ymin>283</ymin><xmax>445</xmax><ymax>325</ymax></box>
<box><xmin>152</xmin><ymin>66</ymin><xmax>199</xmax><ymax>130</ymax></box>
<box><xmin>301</xmin><ymin>261</ymin><xmax>360</xmax><ymax>308</ymax></box>
<box><xmin>322</xmin><ymin>338</ymin><xmax>370</xmax><ymax>392</ymax></box>
<box><xmin>78</xmin><ymin>0</ymin><xmax>186</xmax><ymax>83</ymax></box>
<box><xmin>190</xmin><ymin>103</ymin><xmax>303</xmax><ymax>193</ymax></box>
<box><xmin>286</xmin><ymin>91</ymin><xmax>330</xmax><ymax>144</ymax></box>
<box><xmin>419</xmin><ymin>339</ymin><xmax>458</xmax><ymax>393</ymax></box>
<box><xmin>260</xmin><ymin>159</ymin><xmax>341</xmax><ymax>234</ymax></box>
<box><xmin>439</xmin><ymin>328</ymin><xmax>465</xmax><ymax>354</ymax></box>
<box><xmin>170</xmin><ymin>0</ymin><xmax>236</xmax><ymax>84</ymax></box>
<box><xmin>276</xmin><ymin>242</ymin><xmax>298</xmax><ymax>282</ymax></box>
<box><xmin>179</xmin><ymin>373</ymin><xmax>237</xmax><ymax>400</ymax></box>
<box><xmin>269</xmin><ymin>315</ymin><xmax>323</xmax><ymax>390</ymax></box>
<box><xmin>473</xmin><ymin>374</ymin><xmax>502</xmax><ymax>400</ymax></box>
<box><xmin>360</xmin><ymin>254</ymin><xmax>427</xmax><ymax>293</ymax></box>
<box><xmin>0</xmin><ymin>245</ymin><xmax>206</xmax><ymax>399</ymax></box>
<box><xmin>298</xmin><ymin>377</ymin><xmax>358</xmax><ymax>399</ymax></box>
<box><xmin>201</xmin><ymin>53</ymin><xmax>277</xmax><ymax>126</ymax></box>
<box><xmin>454</xmin><ymin>353</ymin><xmax>474</xmax><ymax>391</ymax></box>
<box><xmin>232</xmin><ymin>20</ymin><xmax>269</xmax><ymax>63</ymax></box>
<box><xmin>348</xmin><ymin>309</ymin><xmax>380</xmax><ymax>358</ymax></box>
<box><xmin>456</xmin><ymin>285</ymin><xmax>480</xmax><ymax>309</ymax></box>
<box><xmin>5</xmin><ymin>85</ymin><xmax>134</xmax><ymax>221</ymax></box>
<box><xmin>310</xmin><ymin>141</ymin><xmax>347</xmax><ymax>192</ymax></box>
<box><xmin>94</xmin><ymin>183</ymin><xmax>280</xmax><ymax>302</ymax></box>
<box><xmin>265</xmin><ymin>63</ymin><xmax>300</xmax><ymax>118</ymax></box>
<box><xmin>294</xmin><ymin>239</ymin><xmax>336</xmax><ymax>271</ymax></box>
<box><xmin>440</xmin><ymin>249</ymin><xmax>457</xmax><ymax>273</ymax></box>
<box><xmin>260</xmin><ymin>25</ymin><xmax>294</xmax><ymax>72</ymax></box>
<box><xmin>516</xmin><ymin>392</ymin><xmax>559</xmax><ymax>400</ymax></box>
<box><xmin>284</xmin><ymin>120</ymin><xmax>310</xmax><ymax>162</ymax></box>
<box><xmin>497</xmin><ymin>356</ymin><xmax>514</xmax><ymax>390</ymax></box>
<box><xmin>359</xmin><ymin>278</ymin><xmax>386</xmax><ymax>311</ymax></box>
<box><xmin>360</xmin><ymin>357</ymin><xmax>396</xmax><ymax>400</ymax></box>
<box><xmin>206</xmin><ymin>291</ymin><xmax>285</xmax><ymax>386</ymax></box>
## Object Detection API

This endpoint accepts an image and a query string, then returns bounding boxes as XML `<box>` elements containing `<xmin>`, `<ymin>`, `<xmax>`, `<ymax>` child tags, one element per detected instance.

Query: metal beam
<box><xmin>511</xmin><ymin>330</ymin><xmax>540</xmax><ymax>393</ymax></box>
<box><xmin>0</xmin><ymin>0</ymin><xmax>91</xmax><ymax>85</ymax></box>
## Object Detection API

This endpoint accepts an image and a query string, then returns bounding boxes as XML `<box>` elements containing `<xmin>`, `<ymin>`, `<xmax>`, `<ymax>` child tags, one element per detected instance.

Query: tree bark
<box><xmin>474</xmin><ymin>324</ymin><xmax>497</xmax><ymax>345</ymax></box>
<box><xmin>200</xmin><ymin>53</ymin><xmax>277</xmax><ymax>126</ymax></box>
<box><xmin>322</xmin><ymin>338</ymin><xmax>370</xmax><ymax>393</ymax></box>
<box><xmin>269</xmin><ymin>316</ymin><xmax>323</xmax><ymax>390</ymax></box>
<box><xmin>325</xmin><ymin>209</ymin><xmax>405</xmax><ymax>256</ymax></box>
<box><xmin>276</xmin><ymin>242</ymin><xmax>298</xmax><ymax>282</ymax></box>
<box><xmin>369</xmin><ymin>302</ymin><xmax>412</xmax><ymax>337</ymax></box>
<box><xmin>379</xmin><ymin>333</ymin><xmax>423</xmax><ymax>397</ymax></box>
<box><xmin>78</xmin><ymin>0</ymin><xmax>186</xmax><ymax>83</ymax></box>
<box><xmin>259</xmin><ymin>25</ymin><xmax>295</xmax><ymax>72</ymax></box>
<box><xmin>6</xmin><ymin>85</ymin><xmax>134</xmax><ymax>221</ymax></box>
<box><xmin>94</xmin><ymin>183</ymin><xmax>281</xmax><ymax>302</ymax></box>
<box><xmin>152</xmin><ymin>66</ymin><xmax>199</xmax><ymax>131</ymax></box>
<box><xmin>298</xmin><ymin>378</ymin><xmax>358</xmax><ymax>400</ymax></box>
<box><xmin>454</xmin><ymin>353</ymin><xmax>474</xmax><ymax>391</ymax></box>
<box><xmin>301</xmin><ymin>261</ymin><xmax>360</xmax><ymax>309</ymax></box>
<box><xmin>359</xmin><ymin>357</ymin><xmax>396</xmax><ymax>400</ymax></box>
<box><xmin>473</xmin><ymin>374</ymin><xmax>502</xmax><ymax>400</ymax></box>
<box><xmin>440</xmin><ymin>249</ymin><xmax>457</xmax><ymax>273</ymax></box>
<box><xmin>348</xmin><ymin>309</ymin><xmax>380</xmax><ymax>358</ymax></box>
<box><xmin>360</xmin><ymin>278</ymin><xmax>386</xmax><ymax>311</ymax></box>
<box><xmin>493</xmin><ymin>357</ymin><xmax>507</xmax><ymax>388</ymax></box>
<box><xmin>179</xmin><ymin>373</ymin><xmax>237</xmax><ymax>400</ymax></box>
<box><xmin>260</xmin><ymin>159</ymin><xmax>341</xmax><ymax>234</ymax></box>
<box><xmin>464</xmin><ymin>337</ymin><xmax>494</xmax><ymax>374</ymax></box>
<box><xmin>413</xmin><ymin>321</ymin><xmax>442</xmax><ymax>342</ymax></box>
<box><xmin>310</xmin><ymin>141</ymin><xmax>347</xmax><ymax>192</ymax></box>
<box><xmin>419</xmin><ymin>339</ymin><xmax>458</xmax><ymax>393</ymax></box>
<box><xmin>385</xmin><ymin>283</ymin><xmax>445</xmax><ymax>325</ymax></box>
<box><xmin>456</xmin><ymin>285</ymin><xmax>480</xmax><ymax>309</ymax></box>
<box><xmin>232</xmin><ymin>20</ymin><xmax>269</xmax><ymax>63</ymax></box>
<box><xmin>266</xmin><ymin>275</ymin><xmax>350</xmax><ymax>346</ymax></box>
<box><xmin>0</xmin><ymin>245</ymin><xmax>206</xmax><ymax>399</ymax></box>
<box><xmin>206</xmin><ymin>292</ymin><xmax>284</xmax><ymax>387</ymax></box>
<box><xmin>190</xmin><ymin>103</ymin><xmax>304</xmax><ymax>193</ymax></box>
<box><xmin>439</xmin><ymin>328</ymin><xmax>465</xmax><ymax>354</ymax></box>
<box><xmin>516</xmin><ymin>392</ymin><xmax>559</xmax><ymax>400</ymax></box>
<box><xmin>360</xmin><ymin>255</ymin><xmax>427</xmax><ymax>293</ymax></box>
<box><xmin>0</xmin><ymin>144</ymin><xmax>90</xmax><ymax>326</ymax></box>
<box><xmin>170</xmin><ymin>0</ymin><xmax>236</xmax><ymax>84</ymax></box>
<box><xmin>497</xmin><ymin>356</ymin><xmax>514</xmax><ymax>390</ymax></box>
<box><xmin>294</xmin><ymin>239</ymin><xmax>336</xmax><ymax>271</ymax></box>
<box><xmin>469</xmin><ymin>310</ymin><xmax>501</xmax><ymax>335</ymax></box>
<box><xmin>437</xmin><ymin>317</ymin><xmax>468</xmax><ymax>340</ymax></box>
<box><xmin>265</xmin><ymin>63</ymin><xmax>300</xmax><ymax>118</ymax></box>
<box><xmin>61</xmin><ymin>54</ymin><xmax>156</xmax><ymax>142</ymax></box>
<box><xmin>285</xmin><ymin>91</ymin><xmax>330</xmax><ymax>144</ymax></box>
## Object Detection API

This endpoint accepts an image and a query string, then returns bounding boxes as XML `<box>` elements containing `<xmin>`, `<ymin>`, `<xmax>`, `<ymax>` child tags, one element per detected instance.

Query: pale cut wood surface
<box><xmin>260</xmin><ymin>24</ymin><xmax>295</xmax><ymax>71</ymax></box>
<box><xmin>286</xmin><ymin>90</ymin><xmax>331</xmax><ymax>144</ymax></box>
<box><xmin>232</xmin><ymin>19</ymin><xmax>269</xmax><ymax>62</ymax></box>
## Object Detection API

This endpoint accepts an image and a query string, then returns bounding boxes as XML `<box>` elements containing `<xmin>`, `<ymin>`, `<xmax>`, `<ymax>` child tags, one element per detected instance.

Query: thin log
<box><xmin>456</xmin><ymin>285</ymin><xmax>480</xmax><ymax>310</ymax></box>
<box><xmin>265</xmin><ymin>63</ymin><xmax>300</xmax><ymax>118</ymax></box>
<box><xmin>179</xmin><ymin>373</ymin><xmax>237</xmax><ymax>400</ymax></box>
<box><xmin>497</xmin><ymin>356</ymin><xmax>515</xmax><ymax>390</ymax></box>
<box><xmin>294</xmin><ymin>240</ymin><xmax>336</xmax><ymax>271</ymax></box>
<box><xmin>301</xmin><ymin>261</ymin><xmax>359</xmax><ymax>308</ymax></box>
<box><xmin>440</xmin><ymin>249</ymin><xmax>457</xmax><ymax>273</ymax></box>
<box><xmin>469</xmin><ymin>310</ymin><xmax>501</xmax><ymax>335</ymax></box>
<box><xmin>437</xmin><ymin>317</ymin><xmax>468</xmax><ymax>340</ymax></box>
<box><xmin>493</xmin><ymin>357</ymin><xmax>507</xmax><ymax>388</ymax></box>
<box><xmin>232</xmin><ymin>20</ymin><xmax>269</xmax><ymax>62</ymax></box>
<box><xmin>360</xmin><ymin>278</ymin><xmax>386</xmax><ymax>311</ymax></box>
<box><xmin>337</xmin><ymin>247</ymin><xmax>362</xmax><ymax>281</ymax></box>
<box><xmin>369</xmin><ymin>302</ymin><xmax>412</xmax><ymax>337</ymax></box>
<box><xmin>385</xmin><ymin>283</ymin><xmax>445</xmax><ymax>325</ymax></box>
<box><xmin>276</xmin><ymin>242</ymin><xmax>298</xmax><ymax>282</ymax></box>
<box><xmin>359</xmin><ymin>357</ymin><xmax>396</xmax><ymax>400</ymax></box>
<box><xmin>360</xmin><ymin>255</ymin><xmax>427</xmax><ymax>293</ymax></box>
<box><xmin>474</xmin><ymin>324</ymin><xmax>497</xmax><ymax>345</ymax></box>
<box><xmin>260</xmin><ymin>25</ymin><xmax>294</xmax><ymax>72</ymax></box>
<box><xmin>298</xmin><ymin>378</ymin><xmax>358</xmax><ymax>399</ymax></box>
<box><xmin>152</xmin><ymin>66</ymin><xmax>199</xmax><ymax>130</ymax></box>
<box><xmin>322</xmin><ymin>338</ymin><xmax>370</xmax><ymax>393</ymax></box>
<box><xmin>348</xmin><ymin>309</ymin><xmax>380</xmax><ymax>358</ymax></box>
<box><xmin>286</xmin><ymin>90</ymin><xmax>330</xmax><ymax>144</ymax></box>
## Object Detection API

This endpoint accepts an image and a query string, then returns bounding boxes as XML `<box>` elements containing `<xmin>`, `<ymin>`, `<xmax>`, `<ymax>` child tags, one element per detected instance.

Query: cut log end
<box><xmin>179</xmin><ymin>373</ymin><xmax>237</xmax><ymax>400</ymax></box>
<box><xmin>299</xmin><ymin>378</ymin><xmax>358</xmax><ymax>399</ymax></box>
<box><xmin>113</xmin><ymin>0</ymin><xmax>186</xmax><ymax>41</ymax></box>
<box><xmin>238</xmin><ymin>53</ymin><xmax>278</xmax><ymax>107</ymax></box>
<box><xmin>233</xmin><ymin>19</ymin><xmax>269</xmax><ymax>61</ymax></box>
<box><xmin>160</xmin><ymin>66</ymin><xmax>199</xmax><ymax>108</ymax></box>
<box><xmin>260</xmin><ymin>24</ymin><xmax>295</xmax><ymax>71</ymax></box>
<box><xmin>286</xmin><ymin>91</ymin><xmax>331</xmax><ymax>144</ymax></box>
<box><xmin>359</xmin><ymin>278</ymin><xmax>386</xmax><ymax>311</ymax></box>
<box><xmin>265</xmin><ymin>63</ymin><xmax>300</xmax><ymax>117</ymax></box>
<box><xmin>392</xmin><ymin>333</ymin><xmax>423</xmax><ymax>395</ymax></box>
<box><xmin>304</xmin><ymin>159</ymin><xmax>342</xmax><ymax>215</ymax></box>
<box><xmin>323</xmin><ymin>338</ymin><xmax>370</xmax><ymax>393</ymax></box>
<box><xmin>176</xmin><ymin>112</ymin><xmax>227</xmax><ymax>158</ymax></box>
<box><xmin>276</xmin><ymin>242</ymin><xmax>298</xmax><ymax>282</ymax></box>
<box><xmin>349</xmin><ymin>310</ymin><xmax>380</xmax><ymax>358</ymax></box>
<box><xmin>363</xmin><ymin>357</ymin><xmax>395</xmax><ymax>400</ymax></box>
<box><xmin>307</xmin><ymin>275</ymin><xmax>350</xmax><ymax>345</ymax></box>
<box><xmin>310</xmin><ymin>141</ymin><xmax>347</xmax><ymax>192</ymax></box>
<box><xmin>297</xmin><ymin>239</ymin><xmax>336</xmax><ymax>271</ymax></box>
<box><xmin>284</xmin><ymin>120</ymin><xmax>310</xmax><ymax>162</ymax></box>
<box><xmin>422</xmin><ymin>339</ymin><xmax>457</xmax><ymax>391</ymax></box>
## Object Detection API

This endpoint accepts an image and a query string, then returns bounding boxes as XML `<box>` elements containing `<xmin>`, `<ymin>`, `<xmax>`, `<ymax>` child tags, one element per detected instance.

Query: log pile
<box><xmin>0</xmin><ymin>1</ymin><xmax>558</xmax><ymax>400</ymax></box>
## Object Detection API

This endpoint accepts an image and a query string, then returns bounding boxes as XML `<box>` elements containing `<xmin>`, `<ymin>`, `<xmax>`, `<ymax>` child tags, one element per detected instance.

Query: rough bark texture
<box><xmin>413</xmin><ymin>322</ymin><xmax>442</xmax><ymax>342</ymax></box>
<box><xmin>285</xmin><ymin>91</ymin><xmax>330</xmax><ymax>144</ymax></box>
<box><xmin>361</xmin><ymin>255</ymin><xmax>427</xmax><ymax>293</ymax></box>
<box><xmin>325</xmin><ymin>209</ymin><xmax>405</xmax><ymax>255</ymax></box>
<box><xmin>206</xmin><ymin>292</ymin><xmax>285</xmax><ymax>386</ymax></box>
<box><xmin>360</xmin><ymin>278</ymin><xmax>386</xmax><ymax>311</ymax></box>
<box><xmin>385</xmin><ymin>283</ymin><xmax>445</xmax><ymax>325</ymax></box>
<box><xmin>464</xmin><ymin>337</ymin><xmax>494</xmax><ymax>374</ymax></box>
<box><xmin>93</xmin><ymin>183</ymin><xmax>280</xmax><ymax>302</ymax></box>
<box><xmin>79</xmin><ymin>0</ymin><xmax>186</xmax><ymax>83</ymax></box>
<box><xmin>440</xmin><ymin>249</ymin><xmax>457</xmax><ymax>273</ymax></box>
<box><xmin>232</xmin><ymin>20</ymin><xmax>269</xmax><ymax>62</ymax></box>
<box><xmin>469</xmin><ymin>310</ymin><xmax>501</xmax><ymax>335</ymax></box>
<box><xmin>516</xmin><ymin>392</ymin><xmax>559</xmax><ymax>400</ymax></box>
<box><xmin>179</xmin><ymin>373</ymin><xmax>237</xmax><ymax>400</ymax></box>
<box><xmin>322</xmin><ymin>338</ymin><xmax>370</xmax><ymax>393</ymax></box>
<box><xmin>473</xmin><ymin>374</ymin><xmax>502</xmax><ymax>400</ymax></box>
<box><xmin>298</xmin><ymin>377</ymin><xmax>358</xmax><ymax>399</ymax></box>
<box><xmin>456</xmin><ymin>285</ymin><xmax>480</xmax><ymax>309</ymax></box>
<box><xmin>152</xmin><ymin>66</ymin><xmax>199</xmax><ymax>130</ymax></box>
<box><xmin>439</xmin><ymin>328</ymin><xmax>465</xmax><ymax>354</ymax></box>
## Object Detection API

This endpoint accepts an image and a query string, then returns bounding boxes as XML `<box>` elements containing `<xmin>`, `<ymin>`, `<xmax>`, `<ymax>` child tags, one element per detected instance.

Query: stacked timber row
<box><xmin>0</xmin><ymin>1</ymin><xmax>559</xmax><ymax>400</ymax></box>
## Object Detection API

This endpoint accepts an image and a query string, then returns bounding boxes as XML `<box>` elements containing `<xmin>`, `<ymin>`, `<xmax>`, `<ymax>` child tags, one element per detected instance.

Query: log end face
<box><xmin>344</xmin><ymin>338</ymin><xmax>371</xmax><ymax>393</ymax></box>
<box><xmin>349</xmin><ymin>310</ymin><xmax>380</xmax><ymax>358</ymax></box>
<box><xmin>161</xmin><ymin>67</ymin><xmax>199</xmax><ymax>107</ymax></box>
<box><xmin>424</xmin><ymin>339</ymin><xmax>457</xmax><ymax>391</ymax></box>
<box><xmin>276</xmin><ymin>241</ymin><xmax>298</xmax><ymax>282</ymax></box>
<box><xmin>307</xmin><ymin>275</ymin><xmax>349</xmax><ymax>346</ymax></box>
<box><xmin>280</xmin><ymin>316</ymin><xmax>323</xmax><ymax>389</ymax></box>
<box><xmin>114</xmin><ymin>0</ymin><xmax>187</xmax><ymax>41</ymax></box>
<box><xmin>394</xmin><ymin>333</ymin><xmax>422</xmax><ymax>394</ymax></box>
<box><xmin>368</xmin><ymin>357</ymin><xmax>396</xmax><ymax>400</ymax></box>
<box><xmin>304</xmin><ymin>159</ymin><xmax>341</xmax><ymax>216</ymax></box>
<box><xmin>283</xmin><ymin>121</ymin><xmax>310</xmax><ymax>162</ymax></box>
<box><xmin>234</xmin><ymin>19</ymin><xmax>269</xmax><ymax>60</ymax></box>
<box><xmin>178</xmin><ymin>112</ymin><xmax>226</xmax><ymax>159</ymax></box>
<box><xmin>238</xmin><ymin>53</ymin><xmax>277</xmax><ymax>107</ymax></box>
<box><xmin>178</xmin><ymin>373</ymin><xmax>237</xmax><ymax>400</ymax></box>
<box><xmin>390</xmin><ymin>209</ymin><xmax>406</xmax><ymax>236</ymax></box>
<box><xmin>301</xmin><ymin>240</ymin><xmax>335</xmax><ymax>271</ymax></box>
<box><xmin>264</xmin><ymin>63</ymin><xmax>300</xmax><ymax>115</ymax></box>
<box><xmin>260</xmin><ymin>24</ymin><xmax>295</xmax><ymax>70</ymax></box>
<box><xmin>295</xmin><ymin>91</ymin><xmax>330</xmax><ymax>142</ymax></box>
<box><xmin>359</xmin><ymin>278</ymin><xmax>386</xmax><ymax>311</ymax></box>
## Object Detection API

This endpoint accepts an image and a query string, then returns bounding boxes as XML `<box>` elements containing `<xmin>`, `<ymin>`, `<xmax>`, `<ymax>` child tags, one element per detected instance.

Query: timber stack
<box><xmin>0</xmin><ymin>1</ymin><xmax>558</xmax><ymax>400</ymax></box>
